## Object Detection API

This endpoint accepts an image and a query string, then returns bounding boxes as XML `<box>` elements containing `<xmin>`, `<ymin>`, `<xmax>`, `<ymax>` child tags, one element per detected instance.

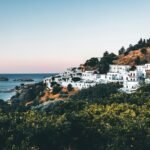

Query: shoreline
<box><xmin>0</xmin><ymin>73</ymin><xmax>53</xmax><ymax>101</ymax></box>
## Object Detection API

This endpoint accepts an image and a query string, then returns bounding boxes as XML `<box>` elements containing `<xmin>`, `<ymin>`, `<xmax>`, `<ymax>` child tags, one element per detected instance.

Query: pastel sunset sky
<box><xmin>0</xmin><ymin>0</ymin><xmax>150</xmax><ymax>73</ymax></box>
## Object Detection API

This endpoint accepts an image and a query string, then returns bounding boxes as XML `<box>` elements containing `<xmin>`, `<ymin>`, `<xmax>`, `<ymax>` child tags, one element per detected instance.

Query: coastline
<box><xmin>0</xmin><ymin>73</ymin><xmax>52</xmax><ymax>101</ymax></box>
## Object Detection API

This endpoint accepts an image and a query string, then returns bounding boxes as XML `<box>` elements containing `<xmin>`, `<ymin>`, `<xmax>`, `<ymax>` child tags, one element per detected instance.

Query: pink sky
<box><xmin>0</xmin><ymin>58</ymin><xmax>83</xmax><ymax>73</ymax></box>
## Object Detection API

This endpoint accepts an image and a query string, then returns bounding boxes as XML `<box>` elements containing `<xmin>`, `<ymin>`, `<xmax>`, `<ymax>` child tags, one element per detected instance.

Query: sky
<box><xmin>0</xmin><ymin>0</ymin><xmax>150</xmax><ymax>73</ymax></box>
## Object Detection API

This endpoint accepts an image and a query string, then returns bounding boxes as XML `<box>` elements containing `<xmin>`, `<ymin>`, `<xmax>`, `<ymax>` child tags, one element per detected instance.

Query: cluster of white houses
<box><xmin>43</xmin><ymin>63</ymin><xmax>150</xmax><ymax>93</ymax></box>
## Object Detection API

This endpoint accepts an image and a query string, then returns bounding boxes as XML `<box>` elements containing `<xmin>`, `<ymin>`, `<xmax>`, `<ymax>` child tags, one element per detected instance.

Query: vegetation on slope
<box><xmin>0</xmin><ymin>37</ymin><xmax>150</xmax><ymax>150</ymax></box>
<box><xmin>84</xmin><ymin>38</ymin><xmax>150</xmax><ymax>73</ymax></box>
<box><xmin>0</xmin><ymin>83</ymin><xmax>149</xmax><ymax>150</ymax></box>
<box><xmin>71</xmin><ymin>83</ymin><xmax>121</xmax><ymax>102</ymax></box>
<box><xmin>84</xmin><ymin>51</ymin><xmax>117</xmax><ymax>73</ymax></box>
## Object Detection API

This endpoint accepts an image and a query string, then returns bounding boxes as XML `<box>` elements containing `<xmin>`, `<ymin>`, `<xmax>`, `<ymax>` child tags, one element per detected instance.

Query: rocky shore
<box><xmin>10</xmin><ymin>82</ymin><xmax>46</xmax><ymax>106</ymax></box>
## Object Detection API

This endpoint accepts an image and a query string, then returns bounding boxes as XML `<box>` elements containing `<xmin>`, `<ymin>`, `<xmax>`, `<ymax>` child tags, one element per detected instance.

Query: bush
<box><xmin>52</xmin><ymin>85</ymin><xmax>62</xmax><ymax>94</ymax></box>
<box><xmin>60</xmin><ymin>93</ymin><xmax>68</xmax><ymax>98</ymax></box>
<box><xmin>67</xmin><ymin>84</ymin><xmax>73</xmax><ymax>92</ymax></box>
<box><xmin>71</xmin><ymin>83</ymin><xmax>121</xmax><ymax>102</ymax></box>
<box><xmin>84</xmin><ymin>57</ymin><xmax>99</xmax><ymax>67</ymax></box>
<box><xmin>72</xmin><ymin>77</ymin><xmax>81</xmax><ymax>82</ymax></box>
<box><xmin>141</xmin><ymin>48</ymin><xmax>147</xmax><ymax>54</ymax></box>
<box><xmin>51</xmin><ymin>82</ymin><xmax>57</xmax><ymax>87</ymax></box>
<box><xmin>0</xmin><ymin>101</ymin><xmax>149</xmax><ymax>150</ymax></box>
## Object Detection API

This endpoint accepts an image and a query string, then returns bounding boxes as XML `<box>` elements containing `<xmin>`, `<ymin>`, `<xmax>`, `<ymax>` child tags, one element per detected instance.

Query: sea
<box><xmin>0</xmin><ymin>74</ymin><xmax>53</xmax><ymax>101</ymax></box>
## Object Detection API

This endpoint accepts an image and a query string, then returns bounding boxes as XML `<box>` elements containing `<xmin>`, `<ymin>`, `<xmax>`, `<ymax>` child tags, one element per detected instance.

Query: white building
<box><xmin>44</xmin><ymin>63</ymin><xmax>150</xmax><ymax>93</ymax></box>
<box><xmin>109</xmin><ymin>65</ymin><xmax>130</xmax><ymax>73</ymax></box>
<box><xmin>107</xmin><ymin>72</ymin><xmax>123</xmax><ymax>83</ymax></box>
<box><xmin>145</xmin><ymin>64</ymin><xmax>150</xmax><ymax>70</ymax></box>
<box><xmin>82</xmin><ymin>71</ymin><xmax>97</xmax><ymax>81</ymax></box>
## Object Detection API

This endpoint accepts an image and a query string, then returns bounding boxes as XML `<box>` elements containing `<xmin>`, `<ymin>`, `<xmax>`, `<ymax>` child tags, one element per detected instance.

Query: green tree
<box><xmin>141</xmin><ymin>48</ymin><xmax>147</xmax><ymax>54</ymax></box>
<box><xmin>118</xmin><ymin>46</ymin><xmax>125</xmax><ymax>55</ymax></box>
<box><xmin>135</xmin><ymin>56</ymin><xmax>141</xmax><ymax>65</ymax></box>
<box><xmin>84</xmin><ymin>57</ymin><xmax>99</xmax><ymax>67</ymax></box>
<box><xmin>52</xmin><ymin>85</ymin><xmax>62</xmax><ymax>94</ymax></box>
<box><xmin>98</xmin><ymin>52</ymin><xmax>116</xmax><ymax>74</ymax></box>
<box><xmin>103</xmin><ymin>51</ymin><xmax>109</xmax><ymax>57</ymax></box>
<box><xmin>99</xmin><ymin>61</ymin><xmax>110</xmax><ymax>74</ymax></box>
<box><xmin>67</xmin><ymin>84</ymin><xmax>73</xmax><ymax>92</ymax></box>
<box><xmin>72</xmin><ymin>77</ymin><xmax>81</xmax><ymax>82</ymax></box>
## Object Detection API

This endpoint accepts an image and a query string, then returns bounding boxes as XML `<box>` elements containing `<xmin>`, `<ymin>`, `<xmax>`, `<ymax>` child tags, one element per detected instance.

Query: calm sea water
<box><xmin>0</xmin><ymin>74</ymin><xmax>52</xmax><ymax>101</ymax></box>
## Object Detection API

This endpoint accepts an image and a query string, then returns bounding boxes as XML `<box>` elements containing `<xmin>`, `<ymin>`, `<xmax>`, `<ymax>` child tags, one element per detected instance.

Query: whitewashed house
<box><xmin>120</xmin><ymin>70</ymin><xmax>140</xmax><ymax>93</ymax></box>
<box><xmin>109</xmin><ymin>65</ymin><xmax>130</xmax><ymax>73</ymax></box>
<box><xmin>145</xmin><ymin>63</ymin><xmax>150</xmax><ymax>70</ymax></box>
<box><xmin>44</xmin><ymin>63</ymin><xmax>150</xmax><ymax>93</ymax></box>
<box><xmin>107</xmin><ymin>72</ymin><xmax>123</xmax><ymax>83</ymax></box>
<box><xmin>95</xmin><ymin>74</ymin><xmax>107</xmax><ymax>83</ymax></box>
<box><xmin>82</xmin><ymin>71</ymin><xmax>97</xmax><ymax>81</ymax></box>
<box><xmin>136</xmin><ymin>65</ymin><xmax>146</xmax><ymax>78</ymax></box>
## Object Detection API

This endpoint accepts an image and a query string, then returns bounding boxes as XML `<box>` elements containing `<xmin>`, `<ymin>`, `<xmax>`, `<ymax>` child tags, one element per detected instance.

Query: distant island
<box><xmin>13</xmin><ymin>78</ymin><xmax>34</xmax><ymax>82</ymax></box>
<box><xmin>0</xmin><ymin>77</ymin><xmax>9</xmax><ymax>81</ymax></box>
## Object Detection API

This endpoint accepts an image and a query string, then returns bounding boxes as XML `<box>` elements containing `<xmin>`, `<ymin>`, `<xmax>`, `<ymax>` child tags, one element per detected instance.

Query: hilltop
<box><xmin>83</xmin><ymin>38</ymin><xmax>150</xmax><ymax>72</ymax></box>
<box><xmin>113</xmin><ymin>48</ymin><xmax>150</xmax><ymax>65</ymax></box>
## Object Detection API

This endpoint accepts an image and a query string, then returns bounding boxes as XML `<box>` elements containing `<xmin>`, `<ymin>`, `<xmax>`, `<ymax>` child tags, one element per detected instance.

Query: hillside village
<box><xmin>44</xmin><ymin>38</ymin><xmax>150</xmax><ymax>94</ymax></box>
<box><xmin>44</xmin><ymin>63</ymin><xmax>150</xmax><ymax>94</ymax></box>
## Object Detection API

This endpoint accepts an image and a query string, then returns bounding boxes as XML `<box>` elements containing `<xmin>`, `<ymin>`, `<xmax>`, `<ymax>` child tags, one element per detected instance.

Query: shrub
<box><xmin>72</xmin><ymin>77</ymin><xmax>81</xmax><ymax>82</ymax></box>
<box><xmin>67</xmin><ymin>84</ymin><xmax>73</xmax><ymax>92</ymax></box>
<box><xmin>141</xmin><ymin>48</ymin><xmax>147</xmax><ymax>54</ymax></box>
<box><xmin>52</xmin><ymin>85</ymin><xmax>62</xmax><ymax>94</ymax></box>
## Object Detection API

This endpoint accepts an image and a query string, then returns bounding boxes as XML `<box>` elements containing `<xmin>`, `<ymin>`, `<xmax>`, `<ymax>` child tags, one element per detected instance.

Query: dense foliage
<box><xmin>0</xmin><ymin>84</ymin><xmax>150</xmax><ymax>150</ymax></box>
<box><xmin>98</xmin><ymin>52</ymin><xmax>117</xmax><ymax>74</ymax></box>
<box><xmin>52</xmin><ymin>84</ymin><xmax>62</xmax><ymax>94</ymax></box>
<box><xmin>71</xmin><ymin>83</ymin><xmax>121</xmax><ymax>102</ymax></box>
<box><xmin>0</xmin><ymin>101</ymin><xmax>149</xmax><ymax>150</ymax></box>
<box><xmin>67</xmin><ymin>84</ymin><xmax>73</xmax><ymax>92</ymax></box>
<box><xmin>84</xmin><ymin>52</ymin><xmax>117</xmax><ymax>74</ymax></box>
<box><xmin>84</xmin><ymin>57</ymin><xmax>99</xmax><ymax>67</ymax></box>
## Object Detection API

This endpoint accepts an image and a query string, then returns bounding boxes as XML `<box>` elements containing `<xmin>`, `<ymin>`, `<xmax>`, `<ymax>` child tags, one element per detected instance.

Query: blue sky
<box><xmin>0</xmin><ymin>0</ymin><xmax>150</xmax><ymax>73</ymax></box>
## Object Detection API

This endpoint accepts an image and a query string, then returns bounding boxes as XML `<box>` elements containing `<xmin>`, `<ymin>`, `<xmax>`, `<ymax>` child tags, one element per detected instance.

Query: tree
<box><xmin>84</xmin><ymin>57</ymin><xmax>99</xmax><ymax>67</ymax></box>
<box><xmin>138</xmin><ymin>38</ymin><xmax>143</xmax><ymax>45</ymax></box>
<box><xmin>72</xmin><ymin>77</ymin><xmax>81</xmax><ymax>82</ymax></box>
<box><xmin>126</xmin><ymin>44</ymin><xmax>133</xmax><ymax>54</ymax></box>
<box><xmin>99</xmin><ymin>61</ymin><xmax>110</xmax><ymax>74</ymax></box>
<box><xmin>141</xmin><ymin>48</ymin><xmax>147</xmax><ymax>54</ymax></box>
<box><xmin>103</xmin><ymin>51</ymin><xmax>109</xmax><ymax>57</ymax></box>
<box><xmin>52</xmin><ymin>85</ymin><xmax>62</xmax><ymax>94</ymax></box>
<box><xmin>118</xmin><ymin>47</ymin><xmax>125</xmax><ymax>55</ymax></box>
<box><xmin>67</xmin><ymin>84</ymin><xmax>73</xmax><ymax>92</ymax></box>
<box><xmin>135</xmin><ymin>56</ymin><xmax>141</xmax><ymax>65</ymax></box>
<box><xmin>98</xmin><ymin>52</ymin><xmax>116</xmax><ymax>74</ymax></box>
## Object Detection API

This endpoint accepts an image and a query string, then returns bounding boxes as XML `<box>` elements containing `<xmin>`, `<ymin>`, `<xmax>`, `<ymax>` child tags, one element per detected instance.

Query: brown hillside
<box><xmin>113</xmin><ymin>48</ymin><xmax>150</xmax><ymax>65</ymax></box>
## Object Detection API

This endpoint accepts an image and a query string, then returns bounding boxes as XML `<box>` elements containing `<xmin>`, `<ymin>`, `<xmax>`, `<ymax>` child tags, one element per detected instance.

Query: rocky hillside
<box><xmin>83</xmin><ymin>38</ymin><xmax>150</xmax><ymax>71</ymax></box>
<box><xmin>113</xmin><ymin>48</ymin><xmax>150</xmax><ymax>66</ymax></box>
